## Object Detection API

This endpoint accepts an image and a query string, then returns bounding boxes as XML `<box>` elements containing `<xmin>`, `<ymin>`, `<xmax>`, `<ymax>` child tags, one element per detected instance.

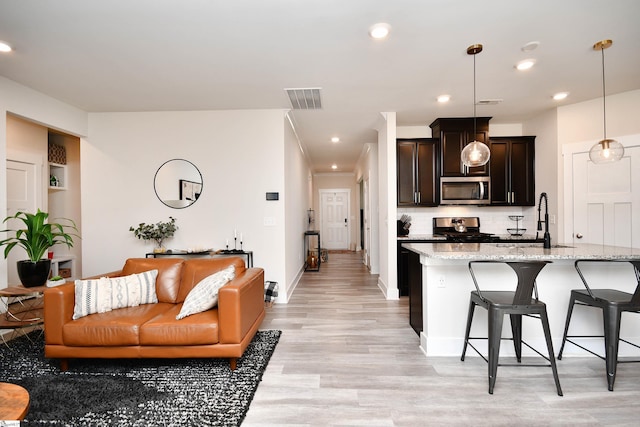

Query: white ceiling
<box><xmin>1</xmin><ymin>0</ymin><xmax>639</xmax><ymax>173</ymax></box>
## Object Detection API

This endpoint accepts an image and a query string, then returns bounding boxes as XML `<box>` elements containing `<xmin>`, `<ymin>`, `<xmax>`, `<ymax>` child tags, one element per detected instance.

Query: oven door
<box><xmin>440</xmin><ymin>177</ymin><xmax>491</xmax><ymax>205</ymax></box>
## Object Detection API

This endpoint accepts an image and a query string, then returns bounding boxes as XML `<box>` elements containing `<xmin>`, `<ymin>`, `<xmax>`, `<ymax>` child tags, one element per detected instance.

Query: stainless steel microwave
<box><xmin>440</xmin><ymin>176</ymin><xmax>491</xmax><ymax>205</ymax></box>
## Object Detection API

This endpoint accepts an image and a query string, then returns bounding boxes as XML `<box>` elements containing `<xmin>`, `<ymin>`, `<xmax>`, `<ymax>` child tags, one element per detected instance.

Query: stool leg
<box><xmin>510</xmin><ymin>314</ymin><xmax>523</xmax><ymax>363</ymax></box>
<box><xmin>540</xmin><ymin>309</ymin><xmax>563</xmax><ymax>396</ymax></box>
<box><xmin>488</xmin><ymin>306</ymin><xmax>503</xmax><ymax>394</ymax></box>
<box><xmin>603</xmin><ymin>306</ymin><xmax>622</xmax><ymax>391</ymax></box>
<box><xmin>557</xmin><ymin>295</ymin><xmax>577</xmax><ymax>360</ymax></box>
<box><xmin>461</xmin><ymin>299</ymin><xmax>476</xmax><ymax>361</ymax></box>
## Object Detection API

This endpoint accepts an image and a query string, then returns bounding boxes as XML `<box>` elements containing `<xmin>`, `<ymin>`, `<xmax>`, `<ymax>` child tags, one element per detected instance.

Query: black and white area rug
<box><xmin>0</xmin><ymin>330</ymin><xmax>280</xmax><ymax>426</ymax></box>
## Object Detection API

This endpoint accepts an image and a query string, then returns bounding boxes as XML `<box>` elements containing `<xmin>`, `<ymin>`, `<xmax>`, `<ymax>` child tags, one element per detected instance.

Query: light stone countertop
<box><xmin>402</xmin><ymin>242</ymin><xmax>640</xmax><ymax>261</ymax></box>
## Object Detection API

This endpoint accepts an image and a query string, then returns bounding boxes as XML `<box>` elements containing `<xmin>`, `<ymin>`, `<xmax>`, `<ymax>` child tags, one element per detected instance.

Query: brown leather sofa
<box><xmin>44</xmin><ymin>257</ymin><xmax>265</xmax><ymax>371</ymax></box>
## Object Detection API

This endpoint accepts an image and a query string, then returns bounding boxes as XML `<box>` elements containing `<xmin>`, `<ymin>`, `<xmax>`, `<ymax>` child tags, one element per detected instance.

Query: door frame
<box><xmin>318</xmin><ymin>188</ymin><xmax>351</xmax><ymax>250</ymax></box>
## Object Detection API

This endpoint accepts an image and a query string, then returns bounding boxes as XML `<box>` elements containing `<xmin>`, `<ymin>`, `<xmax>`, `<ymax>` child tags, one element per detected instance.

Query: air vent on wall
<box><xmin>477</xmin><ymin>99</ymin><xmax>503</xmax><ymax>105</ymax></box>
<box><xmin>285</xmin><ymin>88</ymin><xmax>322</xmax><ymax>110</ymax></box>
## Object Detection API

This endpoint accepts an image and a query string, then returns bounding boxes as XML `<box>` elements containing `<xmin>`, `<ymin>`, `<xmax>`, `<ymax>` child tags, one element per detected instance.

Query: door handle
<box><xmin>576</xmin><ymin>233</ymin><xmax>583</xmax><ymax>239</ymax></box>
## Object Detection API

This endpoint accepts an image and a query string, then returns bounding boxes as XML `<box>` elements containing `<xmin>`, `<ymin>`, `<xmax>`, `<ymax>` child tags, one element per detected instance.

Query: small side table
<box><xmin>0</xmin><ymin>382</ymin><xmax>30</xmax><ymax>420</ymax></box>
<box><xmin>304</xmin><ymin>230</ymin><xmax>321</xmax><ymax>271</ymax></box>
<box><xmin>0</xmin><ymin>285</ymin><xmax>46</xmax><ymax>345</ymax></box>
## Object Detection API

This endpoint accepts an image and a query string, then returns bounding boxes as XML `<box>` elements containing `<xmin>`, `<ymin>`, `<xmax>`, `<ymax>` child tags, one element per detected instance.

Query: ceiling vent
<box><xmin>477</xmin><ymin>99</ymin><xmax>503</xmax><ymax>105</ymax></box>
<box><xmin>285</xmin><ymin>88</ymin><xmax>322</xmax><ymax>110</ymax></box>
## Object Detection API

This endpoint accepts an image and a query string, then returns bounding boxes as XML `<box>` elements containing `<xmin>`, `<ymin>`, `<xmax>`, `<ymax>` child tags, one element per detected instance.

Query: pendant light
<box><xmin>461</xmin><ymin>44</ymin><xmax>491</xmax><ymax>168</ymax></box>
<box><xmin>589</xmin><ymin>39</ymin><xmax>624</xmax><ymax>164</ymax></box>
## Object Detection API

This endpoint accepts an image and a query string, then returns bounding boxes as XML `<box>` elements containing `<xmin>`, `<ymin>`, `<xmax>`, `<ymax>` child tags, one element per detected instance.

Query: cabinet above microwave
<box><xmin>429</xmin><ymin>117</ymin><xmax>491</xmax><ymax>177</ymax></box>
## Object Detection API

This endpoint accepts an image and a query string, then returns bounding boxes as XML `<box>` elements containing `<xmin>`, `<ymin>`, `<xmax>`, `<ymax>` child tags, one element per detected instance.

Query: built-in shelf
<box><xmin>50</xmin><ymin>256</ymin><xmax>75</xmax><ymax>280</ymax></box>
<box><xmin>49</xmin><ymin>162</ymin><xmax>67</xmax><ymax>190</ymax></box>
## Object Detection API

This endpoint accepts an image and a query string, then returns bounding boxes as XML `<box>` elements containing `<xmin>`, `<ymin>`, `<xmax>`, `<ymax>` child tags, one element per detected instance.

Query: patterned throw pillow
<box><xmin>176</xmin><ymin>265</ymin><xmax>235</xmax><ymax>320</ymax></box>
<box><xmin>72</xmin><ymin>269</ymin><xmax>159</xmax><ymax>319</ymax></box>
<box><xmin>72</xmin><ymin>277</ymin><xmax>113</xmax><ymax>320</ymax></box>
<box><xmin>110</xmin><ymin>269</ymin><xmax>159</xmax><ymax>309</ymax></box>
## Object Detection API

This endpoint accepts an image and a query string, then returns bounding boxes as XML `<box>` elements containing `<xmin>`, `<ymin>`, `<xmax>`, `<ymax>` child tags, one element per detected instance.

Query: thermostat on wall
<box><xmin>266</xmin><ymin>192</ymin><xmax>279</xmax><ymax>201</ymax></box>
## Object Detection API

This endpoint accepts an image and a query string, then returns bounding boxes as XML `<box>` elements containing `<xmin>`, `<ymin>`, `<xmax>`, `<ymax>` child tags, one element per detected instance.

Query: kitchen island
<box><xmin>402</xmin><ymin>242</ymin><xmax>640</xmax><ymax>358</ymax></box>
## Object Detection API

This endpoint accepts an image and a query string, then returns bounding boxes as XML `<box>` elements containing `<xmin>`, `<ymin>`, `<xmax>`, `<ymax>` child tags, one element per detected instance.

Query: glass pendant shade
<box><xmin>461</xmin><ymin>139</ymin><xmax>491</xmax><ymax>167</ymax></box>
<box><xmin>589</xmin><ymin>138</ymin><xmax>624</xmax><ymax>164</ymax></box>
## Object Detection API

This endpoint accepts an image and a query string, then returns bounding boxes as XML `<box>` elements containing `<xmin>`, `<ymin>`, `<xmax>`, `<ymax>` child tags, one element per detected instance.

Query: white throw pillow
<box><xmin>72</xmin><ymin>269</ymin><xmax>159</xmax><ymax>319</ymax></box>
<box><xmin>73</xmin><ymin>277</ymin><xmax>113</xmax><ymax>320</ymax></box>
<box><xmin>176</xmin><ymin>265</ymin><xmax>235</xmax><ymax>320</ymax></box>
<box><xmin>110</xmin><ymin>269</ymin><xmax>159</xmax><ymax>309</ymax></box>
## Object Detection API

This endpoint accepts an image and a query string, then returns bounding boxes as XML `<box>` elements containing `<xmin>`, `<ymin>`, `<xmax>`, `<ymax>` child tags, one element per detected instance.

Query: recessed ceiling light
<box><xmin>553</xmin><ymin>92</ymin><xmax>569</xmax><ymax>101</ymax></box>
<box><xmin>331</xmin><ymin>137</ymin><xmax>340</xmax><ymax>143</ymax></box>
<box><xmin>437</xmin><ymin>94</ymin><xmax>451</xmax><ymax>103</ymax></box>
<box><xmin>331</xmin><ymin>164</ymin><xmax>338</xmax><ymax>170</ymax></box>
<box><xmin>0</xmin><ymin>41</ymin><xmax>12</xmax><ymax>53</ymax></box>
<box><xmin>515</xmin><ymin>59</ymin><xmax>536</xmax><ymax>71</ymax></box>
<box><xmin>369</xmin><ymin>23</ymin><xmax>391</xmax><ymax>40</ymax></box>
<box><xmin>521</xmin><ymin>41</ymin><xmax>540</xmax><ymax>52</ymax></box>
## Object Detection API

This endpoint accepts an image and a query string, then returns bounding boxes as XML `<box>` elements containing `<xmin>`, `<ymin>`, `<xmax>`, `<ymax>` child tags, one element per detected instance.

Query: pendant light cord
<box><xmin>473</xmin><ymin>51</ymin><xmax>477</xmax><ymax>138</ymax></box>
<box><xmin>601</xmin><ymin>45</ymin><xmax>607</xmax><ymax>140</ymax></box>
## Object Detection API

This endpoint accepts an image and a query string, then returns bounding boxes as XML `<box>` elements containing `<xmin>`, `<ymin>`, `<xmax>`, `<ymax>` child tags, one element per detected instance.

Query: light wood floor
<box><xmin>243</xmin><ymin>252</ymin><xmax>640</xmax><ymax>426</ymax></box>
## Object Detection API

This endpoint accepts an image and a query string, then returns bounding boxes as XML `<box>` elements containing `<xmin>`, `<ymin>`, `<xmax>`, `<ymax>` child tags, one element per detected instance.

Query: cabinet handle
<box><xmin>417</xmin><ymin>192</ymin><xmax>421</xmax><ymax>204</ymax></box>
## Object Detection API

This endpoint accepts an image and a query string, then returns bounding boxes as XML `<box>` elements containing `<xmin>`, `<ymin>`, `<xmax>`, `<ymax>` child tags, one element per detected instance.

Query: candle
<box><xmin>234</xmin><ymin>229</ymin><xmax>237</xmax><ymax>238</ymax></box>
<box><xmin>240</xmin><ymin>233</ymin><xmax>243</xmax><ymax>242</ymax></box>
<box><xmin>226</xmin><ymin>239</ymin><xmax>229</xmax><ymax>246</ymax></box>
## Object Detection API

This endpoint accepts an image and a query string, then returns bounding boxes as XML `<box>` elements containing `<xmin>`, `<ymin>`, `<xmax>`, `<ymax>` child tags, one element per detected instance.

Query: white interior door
<box><xmin>320</xmin><ymin>189</ymin><xmax>350</xmax><ymax>250</ymax></box>
<box><xmin>571</xmin><ymin>146</ymin><xmax>640</xmax><ymax>247</ymax></box>
<box><xmin>6</xmin><ymin>154</ymin><xmax>43</xmax><ymax>285</ymax></box>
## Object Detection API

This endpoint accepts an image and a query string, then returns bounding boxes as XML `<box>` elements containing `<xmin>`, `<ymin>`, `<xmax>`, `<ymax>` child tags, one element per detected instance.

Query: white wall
<box><xmin>377</xmin><ymin>112</ymin><xmax>397</xmax><ymax>299</ymax></box>
<box><xmin>284</xmin><ymin>112</ymin><xmax>312</xmax><ymax>302</ymax></box>
<box><xmin>0</xmin><ymin>76</ymin><xmax>88</xmax><ymax>288</ymax></box>
<box><xmin>83</xmin><ymin>110</ymin><xmax>287</xmax><ymax>287</ymax></box>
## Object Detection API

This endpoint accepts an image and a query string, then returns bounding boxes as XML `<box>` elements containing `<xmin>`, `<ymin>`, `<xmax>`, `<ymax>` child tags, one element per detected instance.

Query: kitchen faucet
<box><xmin>537</xmin><ymin>192</ymin><xmax>551</xmax><ymax>249</ymax></box>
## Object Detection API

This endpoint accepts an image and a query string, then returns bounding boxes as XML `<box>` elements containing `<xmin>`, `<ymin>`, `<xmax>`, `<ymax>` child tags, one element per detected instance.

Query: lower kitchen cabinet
<box><xmin>490</xmin><ymin>136</ymin><xmax>535</xmax><ymax>206</ymax></box>
<box><xmin>408</xmin><ymin>250</ymin><xmax>422</xmax><ymax>335</ymax></box>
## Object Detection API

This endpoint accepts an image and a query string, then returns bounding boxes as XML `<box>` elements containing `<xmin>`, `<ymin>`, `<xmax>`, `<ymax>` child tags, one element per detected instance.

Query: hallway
<box><xmin>243</xmin><ymin>252</ymin><xmax>640</xmax><ymax>426</ymax></box>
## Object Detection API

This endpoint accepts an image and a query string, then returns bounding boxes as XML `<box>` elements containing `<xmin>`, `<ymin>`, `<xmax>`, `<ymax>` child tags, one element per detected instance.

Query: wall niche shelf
<box><xmin>48</xmin><ymin>162</ymin><xmax>67</xmax><ymax>191</ymax></box>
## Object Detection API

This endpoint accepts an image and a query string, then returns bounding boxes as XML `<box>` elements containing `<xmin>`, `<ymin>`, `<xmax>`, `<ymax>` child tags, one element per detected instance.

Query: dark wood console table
<box><xmin>146</xmin><ymin>250</ymin><xmax>253</xmax><ymax>268</ymax></box>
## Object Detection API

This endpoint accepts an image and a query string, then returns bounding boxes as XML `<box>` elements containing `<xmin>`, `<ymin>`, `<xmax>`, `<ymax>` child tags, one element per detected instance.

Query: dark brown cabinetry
<box><xmin>429</xmin><ymin>117</ymin><xmax>491</xmax><ymax>177</ymax></box>
<box><xmin>490</xmin><ymin>136</ymin><xmax>536</xmax><ymax>206</ymax></box>
<box><xmin>397</xmin><ymin>138</ymin><xmax>438</xmax><ymax>206</ymax></box>
<box><xmin>407</xmin><ymin>249</ymin><xmax>423</xmax><ymax>335</ymax></box>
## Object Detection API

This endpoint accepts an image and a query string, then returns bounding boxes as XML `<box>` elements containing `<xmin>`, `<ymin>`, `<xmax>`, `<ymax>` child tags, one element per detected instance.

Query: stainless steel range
<box><xmin>432</xmin><ymin>217</ymin><xmax>498</xmax><ymax>243</ymax></box>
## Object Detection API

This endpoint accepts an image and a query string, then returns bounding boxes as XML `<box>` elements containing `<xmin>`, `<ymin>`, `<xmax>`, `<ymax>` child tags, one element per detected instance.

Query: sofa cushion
<box><xmin>140</xmin><ymin>305</ymin><xmax>219</xmax><ymax>346</ymax></box>
<box><xmin>122</xmin><ymin>258</ymin><xmax>184</xmax><ymax>303</ymax></box>
<box><xmin>72</xmin><ymin>278</ymin><xmax>113</xmax><ymax>320</ymax></box>
<box><xmin>63</xmin><ymin>303</ymin><xmax>174</xmax><ymax>346</ymax></box>
<box><xmin>176</xmin><ymin>265</ymin><xmax>235</xmax><ymax>320</ymax></box>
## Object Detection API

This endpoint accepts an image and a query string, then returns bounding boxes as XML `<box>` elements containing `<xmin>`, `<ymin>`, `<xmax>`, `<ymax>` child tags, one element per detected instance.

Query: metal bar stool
<box><xmin>557</xmin><ymin>259</ymin><xmax>640</xmax><ymax>391</ymax></box>
<box><xmin>461</xmin><ymin>260</ymin><xmax>562</xmax><ymax>396</ymax></box>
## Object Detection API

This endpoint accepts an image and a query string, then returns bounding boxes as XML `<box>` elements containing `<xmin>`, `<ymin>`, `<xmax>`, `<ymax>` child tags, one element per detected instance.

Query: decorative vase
<box><xmin>17</xmin><ymin>259</ymin><xmax>52</xmax><ymax>288</ymax></box>
<box><xmin>153</xmin><ymin>247</ymin><xmax>166</xmax><ymax>254</ymax></box>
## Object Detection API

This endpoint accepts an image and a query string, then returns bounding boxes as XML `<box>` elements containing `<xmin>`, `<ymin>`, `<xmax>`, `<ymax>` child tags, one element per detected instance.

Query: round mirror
<box><xmin>154</xmin><ymin>159</ymin><xmax>203</xmax><ymax>209</ymax></box>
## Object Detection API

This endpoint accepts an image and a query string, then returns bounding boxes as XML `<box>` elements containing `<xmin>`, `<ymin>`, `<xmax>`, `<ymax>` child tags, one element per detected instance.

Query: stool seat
<box><xmin>558</xmin><ymin>260</ymin><xmax>640</xmax><ymax>391</ymax></box>
<box><xmin>461</xmin><ymin>260</ymin><xmax>562</xmax><ymax>396</ymax></box>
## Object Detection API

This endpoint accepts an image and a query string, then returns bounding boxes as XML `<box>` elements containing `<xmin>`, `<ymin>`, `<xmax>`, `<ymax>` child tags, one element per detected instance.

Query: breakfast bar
<box><xmin>402</xmin><ymin>242</ymin><xmax>640</xmax><ymax>358</ymax></box>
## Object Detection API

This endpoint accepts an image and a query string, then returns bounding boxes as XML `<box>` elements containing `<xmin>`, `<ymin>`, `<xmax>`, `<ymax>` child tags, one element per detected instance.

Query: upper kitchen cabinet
<box><xmin>397</xmin><ymin>138</ymin><xmax>438</xmax><ymax>206</ymax></box>
<box><xmin>429</xmin><ymin>117</ymin><xmax>491</xmax><ymax>177</ymax></box>
<box><xmin>490</xmin><ymin>136</ymin><xmax>536</xmax><ymax>206</ymax></box>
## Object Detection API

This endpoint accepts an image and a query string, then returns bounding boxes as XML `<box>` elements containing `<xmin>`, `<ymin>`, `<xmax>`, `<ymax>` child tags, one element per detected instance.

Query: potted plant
<box><xmin>47</xmin><ymin>275</ymin><xmax>66</xmax><ymax>287</ymax></box>
<box><xmin>0</xmin><ymin>210</ymin><xmax>78</xmax><ymax>288</ymax></box>
<box><xmin>129</xmin><ymin>217</ymin><xmax>177</xmax><ymax>253</ymax></box>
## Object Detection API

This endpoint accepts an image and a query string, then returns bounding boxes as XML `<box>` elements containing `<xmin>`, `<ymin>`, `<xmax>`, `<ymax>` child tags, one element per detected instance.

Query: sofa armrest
<box><xmin>44</xmin><ymin>283</ymin><xmax>76</xmax><ymax>345</ymax></box>
<box><xmin>218</xmin><ymin>267</ymin><xmax>265</xmax><ymax>344</ymax></box>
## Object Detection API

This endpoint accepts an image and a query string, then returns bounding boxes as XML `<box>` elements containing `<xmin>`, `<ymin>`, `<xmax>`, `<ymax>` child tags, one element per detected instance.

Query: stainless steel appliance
<box><xmin>440</xmin><ymin>176</ymin><xmax>490</xmax><ymax>205</ymax></box>
<box><xmin>432</xmin><ymin>217</ymin><xmax>498</xmax><ymax>243</ymax></box>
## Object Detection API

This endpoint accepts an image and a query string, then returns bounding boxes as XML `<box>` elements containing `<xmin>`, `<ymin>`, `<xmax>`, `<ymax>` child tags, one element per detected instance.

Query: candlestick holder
<box><xmin>240</xmin><ymin>240</ymin><xmax>243</xmax><ymax>251</ymax></box>
<box><xmin>234</xmin><ymin>237</ymin><xmax>237</xmax><ymax>250</ymax></box>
